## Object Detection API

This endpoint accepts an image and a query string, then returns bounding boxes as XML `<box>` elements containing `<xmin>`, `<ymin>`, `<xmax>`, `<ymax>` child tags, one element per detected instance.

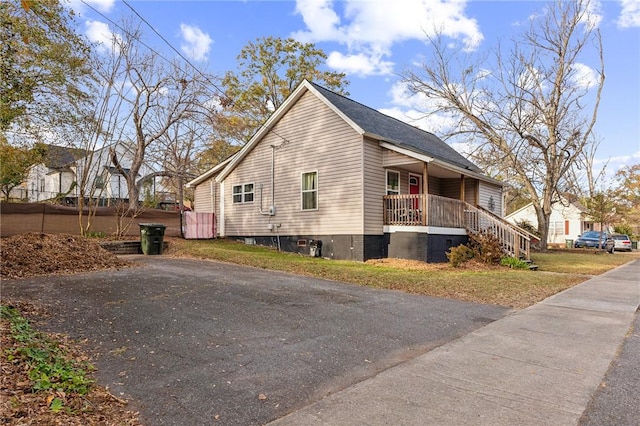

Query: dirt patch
<box><xmin>1</xmin><ymin>233</ymin><xmax>130</xmax><ymax>279</ymax></box>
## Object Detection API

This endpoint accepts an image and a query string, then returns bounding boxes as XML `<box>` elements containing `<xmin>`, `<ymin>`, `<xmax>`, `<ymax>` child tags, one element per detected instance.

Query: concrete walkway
<box><xmin>270</xmin><ymin>260</ymin><xmax>640</xmax><ymax>426</ymax></box>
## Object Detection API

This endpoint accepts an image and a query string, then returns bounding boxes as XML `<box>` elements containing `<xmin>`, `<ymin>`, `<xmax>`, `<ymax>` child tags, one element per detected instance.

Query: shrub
<box><xmin>446</xmin><ymin>244</ymin><xmax>474</xmax><ymax>267</ymax></box>
<box><xmin>500</xmin><ymin>256</ymin><xmax>530</xmax><ymax>269</ymax></box>
<box><xmin>469</xmin><ymin>231</ymin><xmax>504</xmax><ymax>264</ymax></box>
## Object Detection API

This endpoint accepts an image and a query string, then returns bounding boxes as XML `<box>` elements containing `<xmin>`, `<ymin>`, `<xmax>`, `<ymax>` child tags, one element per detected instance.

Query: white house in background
<box><xmin>22</xmin><ymin>144</ymin><xmax>85</xmax><ymax>202</ymax></box>
<box><xmin>505</xmin><ymin>196</ymin><xmax>597</xmax><ymax>245</ymax></box>
<box><xmin>24</xmin><ymin>143</ymin><xmax>167</xmax><ymax>205</ymax></box>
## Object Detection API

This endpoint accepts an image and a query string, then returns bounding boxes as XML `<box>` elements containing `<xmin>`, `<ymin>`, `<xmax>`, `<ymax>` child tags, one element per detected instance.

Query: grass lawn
<box><xmin>166</xmin><ymin>238</ymin><xmax>639</xmax><ymax>309</ymax></box>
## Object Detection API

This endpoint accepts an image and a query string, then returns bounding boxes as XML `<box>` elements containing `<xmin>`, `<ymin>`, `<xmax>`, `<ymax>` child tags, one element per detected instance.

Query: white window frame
<box><xmin>386</xmin><ymin>170</ymin><xmax>400</xmax><ymax>195</ymax></box>
<box><xmin>552</xmin><ymin>221</ymin><xmax>564</xmax><ymax>236</ymax></box>
<box><xmin>301</xmin><ymin>171</ymin><xmax>318</xmax><ymax>211</ymax></box>
<box><xmin>232</xmin><ymin>182</ymin><xmax>254</xmax><ymax>204</ymax></box>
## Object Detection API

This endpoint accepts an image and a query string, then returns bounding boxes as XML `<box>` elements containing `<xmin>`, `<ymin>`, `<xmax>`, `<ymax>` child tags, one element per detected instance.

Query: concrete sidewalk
<box><xmin>270</xmin><ymin>260</ymin><xmax>640</xmax><ymax>426</ymax></box>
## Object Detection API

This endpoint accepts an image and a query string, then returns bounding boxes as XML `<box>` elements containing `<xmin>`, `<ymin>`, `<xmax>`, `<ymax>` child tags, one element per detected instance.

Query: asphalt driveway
<box><xmin>2</xmin><ymin>256</ymin><xmax>511</xmax><ymax>425</ymax></box>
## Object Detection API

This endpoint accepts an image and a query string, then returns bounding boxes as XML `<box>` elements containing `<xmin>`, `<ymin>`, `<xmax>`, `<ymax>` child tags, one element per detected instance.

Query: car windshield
<box><xmin>613</xmin><ymin>235</ymin><xmax>629</xmax><ymax>240</ymax></box>
<box><xmin>581</xmin><ymin>231</ymin><xmax>602</xmax><ymax>238</ymax></box>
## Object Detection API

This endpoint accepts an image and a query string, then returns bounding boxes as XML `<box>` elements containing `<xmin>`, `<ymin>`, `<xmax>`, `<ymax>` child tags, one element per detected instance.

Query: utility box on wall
<box><xmin>309</xmin><ymin>240</ymin><xmax>322</xmax><ymax>257</ymax></box>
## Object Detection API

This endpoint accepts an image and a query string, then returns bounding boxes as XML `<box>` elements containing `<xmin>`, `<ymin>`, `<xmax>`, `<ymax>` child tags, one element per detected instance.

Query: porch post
<box><xmin>460</xmin><ymin>174</ymin><xmax>465</xmax><ymax>202</ymax></box>
<box><xmin>422</xmin><ymin>162</ymin><xmax>428</xmax><ymax>226</ymax></box>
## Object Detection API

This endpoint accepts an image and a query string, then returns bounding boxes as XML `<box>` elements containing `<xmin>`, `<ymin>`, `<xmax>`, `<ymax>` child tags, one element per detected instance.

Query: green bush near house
<box><xmin>500</xmin><ymin>257</ymin><xmax>530</xmax><ymax>269</ymax></box>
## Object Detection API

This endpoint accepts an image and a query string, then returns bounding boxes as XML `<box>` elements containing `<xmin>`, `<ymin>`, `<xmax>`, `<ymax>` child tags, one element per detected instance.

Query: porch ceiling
<box><xmin>384</xmin><ymin>159</ymin><xmax>462</xmax><ymax>179</ymax></box>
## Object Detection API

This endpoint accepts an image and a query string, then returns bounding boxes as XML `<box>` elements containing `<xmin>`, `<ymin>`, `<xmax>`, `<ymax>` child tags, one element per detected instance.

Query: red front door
<box><xmin>409</xmin><ymin>175</ymin><xmax>421</xmax><ymax>210</ymax></box>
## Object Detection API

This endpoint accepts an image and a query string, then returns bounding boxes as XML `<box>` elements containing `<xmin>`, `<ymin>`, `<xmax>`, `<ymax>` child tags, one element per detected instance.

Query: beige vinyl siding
<box><xmin>478</xmin><ymin>181</ymin><xmax>503</xmax><ymax>216</ymax></box>
<box><xmin>441</xmin><ymin>178</ymin><xmax>460</xmax><ymax>199</ymax></box>
<box><xmin>428</xmin><ymin>176</ymin><xmax>442</xmax><ymax>196</ymax></box>
<box><xmin>382</xmin><ymin>150</ymin><xmax>416</xmax><ymax>168</ymax></box>
<box><xmin>193</xmin><ymin>179</ymin><xmax>217</xmax><ymax>213</ymax></box>
<box><xmin>223</xmin><ymin>90</ymin><xmax>364</xmax><ymax>236</ymax></box>
<box><xmin>465</xmin><ymin>178</ymin><xmax>477</xmax><ymax>205</ymax></box>
<box><xmin>363</xmin><ymin>139</ymin><xmax>385</xmax><ymax>234</ymax></box>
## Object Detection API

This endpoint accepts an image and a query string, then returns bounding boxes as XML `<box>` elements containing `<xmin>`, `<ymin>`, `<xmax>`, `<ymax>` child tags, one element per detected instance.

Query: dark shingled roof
<box><xmin>310</xmin><ymin>82</ymin><xmax>481</xmax><ymax>172</ymax></box>
<box><xmin>42</xmin><ymin>144</ymin><xmax>86</xmax><ymax>170</ymax></box>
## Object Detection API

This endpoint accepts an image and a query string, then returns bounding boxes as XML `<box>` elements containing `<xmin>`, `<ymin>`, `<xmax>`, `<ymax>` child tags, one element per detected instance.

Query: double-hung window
<box><xmin>232</xmin><ymin>183</ymin><xmax>254</xmax><ymax>203</ymax></box>
<box><xmin>301</xmin><ymin>171</ymin><xmax>318</xmax><ymax>210</ymax></box>
<box><xmin>386</xmin><ymin>170</ymin><xmax>400</xmax><ymax>195</ymax></box>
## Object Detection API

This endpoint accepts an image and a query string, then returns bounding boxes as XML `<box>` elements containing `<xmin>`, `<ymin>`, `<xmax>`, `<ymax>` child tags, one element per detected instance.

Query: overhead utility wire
<box><xmin>120</xmin><ymin>0</ymin><xmax>226</xmax><ymax>97</ymax></box>
<box><xmin>79</xmin><ymin>0</ymin><xmax>223</xmax><ymax>97</ymax></box>
<box><xmin>80</xmin><ymin>0</ymin><xmax>292</xmax><ymax>146</ymax></box>
<box><xmin>120</xmin><ymin>0</ymin><xmax>293</xmax><ymax>146</ymax></box>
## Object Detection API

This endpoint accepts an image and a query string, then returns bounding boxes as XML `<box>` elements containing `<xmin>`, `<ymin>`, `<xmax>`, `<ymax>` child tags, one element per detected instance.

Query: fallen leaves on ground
<box><xmin>0</xmin><ymin>233</ymin><xmax>129</xmax><ymax>279</ymax></box>
<box><xmin>0</xmin><ymin>300</ymin><xmax>141</xmax><ymax>426</ymax></box>
<box><xmin>1</xmin><ymin>234</ymin><xmax>138</xmax><ymax>425</ymax></box>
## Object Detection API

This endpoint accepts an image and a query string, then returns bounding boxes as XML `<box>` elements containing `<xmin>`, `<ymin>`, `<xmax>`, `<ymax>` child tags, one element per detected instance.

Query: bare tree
<box><xmin>102</xmin><ymin>22</ymin><xmax>217</xmax><ymax>211</ymax></box>
<box><xmin>402</xmin><ymin>0</ymin><xmax>604</xmax><ymax>249</ymax></box>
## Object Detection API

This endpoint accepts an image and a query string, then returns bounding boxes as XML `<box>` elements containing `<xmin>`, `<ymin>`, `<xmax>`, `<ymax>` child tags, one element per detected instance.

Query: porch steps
<box><xmin>523</xmin><ymin>259</ymin><xmax>539</xmax><ymax>271</ymax></box>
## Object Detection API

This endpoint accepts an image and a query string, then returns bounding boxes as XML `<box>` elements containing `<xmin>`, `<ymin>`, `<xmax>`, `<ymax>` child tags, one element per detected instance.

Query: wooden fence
<box><xmin>0</xmin><ymin>202</ymin><xmax>181</xmax><ymax>238</ymax></box>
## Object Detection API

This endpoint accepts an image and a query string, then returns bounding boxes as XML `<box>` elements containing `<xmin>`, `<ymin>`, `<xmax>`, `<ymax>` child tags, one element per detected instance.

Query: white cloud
<box><xmin>618</xmin><ymin>0</ymin><xmax>640</xmax><ymax>27</ymax></box>
<box><xmin>379</xmin><ymin>81</ymin><xmax>460</xmax><ymax>134</ymax></box>
<box><xmin>293</xmin><ymin>0</ymin><xmax>482</xmax><ymax>76</ymax></box>
<box><xmin>570</xmin><ymin>63</ymin><xmax>599</xmax><ymax>89</ymax></box>
<box><xmin>85</xmin><ymin>20</ymin><xmax>115</xmax><ymax>51</ymax></box>
<box><xmin>582</xmin><ymin>0</ymin><xmax>603</xmax><ymax>28</ymax></box>
<box><xmin>69</xmin><ymin>0</ymin><xmax>116</xmax><ymax>14</ymax></box>
<box><xmin>179</xmin><ymin>24</ymin><xmax>213</xmax><ymax>62</ymax></box>
<box><xmin>326</xmin><ymin>51</ymin><xmax>393</xmax><ymax>76</ymax></box>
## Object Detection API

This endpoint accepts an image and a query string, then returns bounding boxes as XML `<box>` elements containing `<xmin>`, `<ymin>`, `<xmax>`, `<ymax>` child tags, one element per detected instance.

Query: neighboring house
<box><xmin>187</xmin><ymin>80</ymin><xmax>530</xmax><ymax>262</ymax></box>
<box><xmin>22</xmin><ymin>144</ymin><xmax>85</xmax><ymax>203</ymax></box>
<box><xmin>505</xmin><ymin>196</ymin><xmax>599</xmax><ymax>245</ymax></box>
<box><xmin>24</xmin><ymin>143</ymin><xmax>167</xmax><ymax>205</ymax></box>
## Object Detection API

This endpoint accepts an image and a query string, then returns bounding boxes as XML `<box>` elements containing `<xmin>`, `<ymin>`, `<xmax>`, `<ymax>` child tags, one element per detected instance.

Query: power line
<box><xmin>79</xmin><ymin>0</ymin><xmax>223</xmax><ymax>97</ymax></box>
<box><xmin>118</xmin><ymin>0</ymin><xmax>293</xmax><ymax>145</ymax></box>
<box><xmin>79</xmin><ymin>0</ymin><xmax>292</xmax><ymax>146</ymax></box>
<box><xmin>120</xmin><ymin>0</ymin><xmax>226</xmax><ymax>97</ymax></box>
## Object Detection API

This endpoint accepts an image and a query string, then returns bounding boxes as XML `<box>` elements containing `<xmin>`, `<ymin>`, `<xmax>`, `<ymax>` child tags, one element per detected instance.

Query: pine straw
<box><xmin>0</xmin><ymin>299</ymin><xmax>141</xmax><ymax>426</ymax></box>
<box><xmin>1</xmin><ymin>233</ymin><xmax>130</xmax><ymax>279</ymax></box>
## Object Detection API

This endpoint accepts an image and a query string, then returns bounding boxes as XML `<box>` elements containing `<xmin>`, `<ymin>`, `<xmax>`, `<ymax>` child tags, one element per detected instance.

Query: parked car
<box><xmin>574</xmin><ymin>231</ymin><xmax>615</xmax><ymax>253</ymax></box>
<box><xmin>612</xmin><ymin>234</ymin><xmax>632</xmax><ymax>252</ymax></box>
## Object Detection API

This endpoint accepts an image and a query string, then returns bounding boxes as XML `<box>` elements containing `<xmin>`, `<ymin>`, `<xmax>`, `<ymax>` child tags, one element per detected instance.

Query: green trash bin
<box><xmin>632</xmin><ymin>241</ymin><xmax>638</xmax><ymax>250</ymax></box>
<box><xmin>139</xmin><ymin>223</ymin><xmax>166</xmax><ymax>255</ymax></box>
<box><xmin>565</xmin><ymin>239</ymin><xmax>574</xmax><ymax>249</ymax></box>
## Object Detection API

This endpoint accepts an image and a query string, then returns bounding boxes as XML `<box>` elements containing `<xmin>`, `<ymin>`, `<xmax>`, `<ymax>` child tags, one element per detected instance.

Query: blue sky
<box><xmin>70</xmin><ymin>0</ymin><xmax>639</xmax><ymax>183</ymax></box>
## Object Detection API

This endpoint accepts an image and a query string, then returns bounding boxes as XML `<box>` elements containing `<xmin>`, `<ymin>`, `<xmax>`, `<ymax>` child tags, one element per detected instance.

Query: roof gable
<box><xmin>308</xmin><ymin>82</ymin><xmax>481</xmax><ymax>172</ymax></box>
<box><xmin>214</xmin><ymin>79</ymin><xmax>482</xmax><ymax>182</ymax></box>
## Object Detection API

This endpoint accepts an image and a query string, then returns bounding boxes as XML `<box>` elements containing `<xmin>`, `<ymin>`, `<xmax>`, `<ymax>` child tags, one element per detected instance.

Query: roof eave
<box><xmin>378</xmin><ymin>140</ymin><xmax>501</xmax><ymax>186</ymax></box>
<box><xmin>186</xmin><ymin>156</ymin><xmax>235</xmax><ymax>188</ymax></box>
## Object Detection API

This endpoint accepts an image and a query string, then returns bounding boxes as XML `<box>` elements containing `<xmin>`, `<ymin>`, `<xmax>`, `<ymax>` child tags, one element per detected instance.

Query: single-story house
<box><xmin>187</xmin><ymin>80</ymin><xmax>530</xmax><ymax>262</ymax></box>
<box><xmin>505</xmin><ymin>196</ymin><xmax>600</xmax><ymax>245</ymax></box>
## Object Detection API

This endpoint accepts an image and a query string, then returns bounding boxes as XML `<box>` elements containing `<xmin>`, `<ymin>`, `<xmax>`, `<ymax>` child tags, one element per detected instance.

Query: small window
<box><xmin>232</xmin><ymin>183</ymin><xmax>254</xmax><ymax>203</ymax></box>
<box><xmin>301</xmin><ymin>171</ymin><xmax>318</xmax><ymax>210</ymax></box>
<box><xmin>39</xmin><ymin>178</ymin><xmax>45</xmax><ymax>192</ymax></box>
<box><xmin>552</xmin><ymin>221</ymin><xmax>564</xmax><ymax>235</ymax></box>
<box><xmin>386</xmin><ymin>170</ymin><xmax>399</xmax><ymax>195</ymax></box>
<box><xmin>94</xmin><ymin>175</ymin><xmax>104</xmax><ymax>189</ymax></box>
